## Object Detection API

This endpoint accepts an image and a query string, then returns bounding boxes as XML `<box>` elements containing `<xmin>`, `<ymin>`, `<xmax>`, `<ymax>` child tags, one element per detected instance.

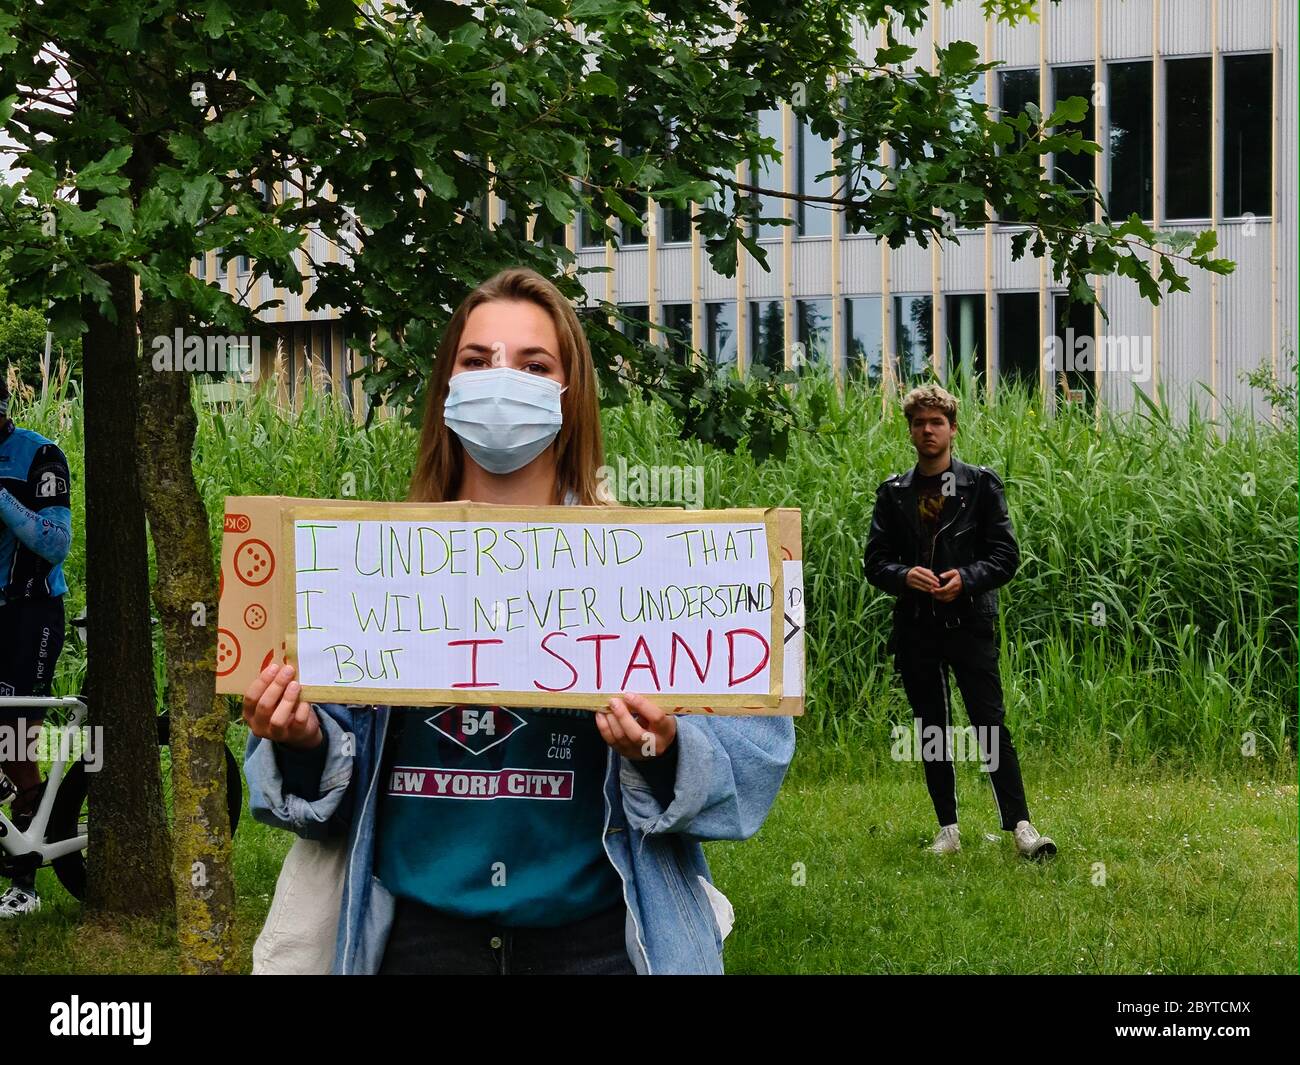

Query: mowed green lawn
<box><xmin>3</xmin><ymin>742</ymin><xmax>1294</xmax><ymax>975</ymax></box>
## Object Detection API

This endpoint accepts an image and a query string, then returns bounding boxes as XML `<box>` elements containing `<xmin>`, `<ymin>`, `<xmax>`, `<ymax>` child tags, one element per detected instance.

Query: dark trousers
<box><xmin>893</xmin><ymin>617</ymin><xmax>1031</xmax><ymax>831</ymax></box>
<box><xmin>1</xmin><ymin>597</ymin><xmax>65</xmax><ymax>891</ymax></box>
<box><xmin>378</xmin><ymin>898</ymin><xmax>637</xmax><ymax>975</ymax></box>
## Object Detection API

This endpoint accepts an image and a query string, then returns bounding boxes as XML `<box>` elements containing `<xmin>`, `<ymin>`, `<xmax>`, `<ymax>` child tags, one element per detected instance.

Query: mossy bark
<box><xmin>137</xmin><ymin>295</ymin><xmax>237</xmax><ymax>973</ymax></box>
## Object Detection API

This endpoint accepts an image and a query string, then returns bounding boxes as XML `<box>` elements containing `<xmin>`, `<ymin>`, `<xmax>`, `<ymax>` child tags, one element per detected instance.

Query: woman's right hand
<box><xmin>242</xmin><ymin>661</ymin><xmax>322</xmax><ymax>750</ymax></box>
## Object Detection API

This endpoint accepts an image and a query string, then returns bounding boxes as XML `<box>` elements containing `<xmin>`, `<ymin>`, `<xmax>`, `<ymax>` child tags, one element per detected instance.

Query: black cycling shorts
<box><xmin>0</xmin><ymin>596</ymin><xmax>65</xmax><ymax>718</ymax></box>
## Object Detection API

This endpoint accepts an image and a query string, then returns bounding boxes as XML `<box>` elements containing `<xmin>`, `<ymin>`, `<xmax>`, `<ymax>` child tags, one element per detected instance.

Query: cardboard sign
<box><xmin>217</xmin><ymin>497</ymin><xmax>804</xmax><ymax>716</ymax></box>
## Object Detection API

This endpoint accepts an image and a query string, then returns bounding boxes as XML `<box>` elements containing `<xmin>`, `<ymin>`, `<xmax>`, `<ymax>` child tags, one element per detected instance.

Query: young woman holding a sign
<box><xmin>242</xmin><ymin>267</ymin><xmax>795</xmax><ymax>975</ymax></box>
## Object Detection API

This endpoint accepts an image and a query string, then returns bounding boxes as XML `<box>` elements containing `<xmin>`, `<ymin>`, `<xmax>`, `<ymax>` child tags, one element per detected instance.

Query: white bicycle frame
<box><xmin>0</xmin><ymin>695</ymin><xmax>89</xmax><ymax>863</ymax></box>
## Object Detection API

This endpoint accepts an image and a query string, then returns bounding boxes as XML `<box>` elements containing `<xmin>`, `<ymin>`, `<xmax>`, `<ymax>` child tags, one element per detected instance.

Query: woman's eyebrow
<box><xmin>457</xmin><ymin>342</ymin><xmax>555</xmax><ymax>357</ymax></box>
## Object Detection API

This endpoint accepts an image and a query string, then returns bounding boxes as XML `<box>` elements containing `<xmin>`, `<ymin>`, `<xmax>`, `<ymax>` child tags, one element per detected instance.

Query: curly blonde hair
<box><xmin>902</xmin><ymin>383</ymin><xmax>958</xmax><ymax>426</ymax></box>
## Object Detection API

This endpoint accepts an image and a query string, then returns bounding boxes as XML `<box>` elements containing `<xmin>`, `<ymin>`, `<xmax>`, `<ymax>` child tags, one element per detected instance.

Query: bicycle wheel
<box><xmin>47</xmin><ymin>713</ymin><xmax>244</xmax><ymax>901</ymax></box>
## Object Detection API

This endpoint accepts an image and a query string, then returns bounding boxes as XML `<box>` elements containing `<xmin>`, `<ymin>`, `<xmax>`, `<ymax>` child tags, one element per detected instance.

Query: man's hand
<box><xmin>596</xmin><ymin>692</ymin><xmax>677</xmax><ymax>761</ymax></box>
<box><xmin>905</xmin><ymin>566</ymin><xmax>941</xmax><ymax>593</ymax></box>
<box><xmin>932</xmin><ymin>569</ymin><xmax>964</xmax><ymax>602</ymax></box>
<box><xmin>242</xmin><ymin>661</ymin><xmax>322</xmax><ymax>750</ymax></box>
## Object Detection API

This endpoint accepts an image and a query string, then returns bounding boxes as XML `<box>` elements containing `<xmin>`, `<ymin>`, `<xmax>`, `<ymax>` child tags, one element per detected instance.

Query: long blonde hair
<box><xmin>408</xmin><ymin>267</ymin><xmax>608</xmax><ymax>505</ymax></box>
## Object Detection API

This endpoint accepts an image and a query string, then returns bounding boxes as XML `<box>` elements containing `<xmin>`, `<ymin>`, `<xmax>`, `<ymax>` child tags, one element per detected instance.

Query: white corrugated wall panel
<box><xmin>1220</xmin><ymin>0</ymin><xmax>1273</xmax><ymax>51</ymax></box>
<box><xmin>1278</xmin><ymin>0</ymin><xmax>1298</xmax><ymax>401</ymax></box>
<box><xmin>614</xmin><ymin>248</ymin><xmax>648</xmax><ymax>305</ymax></box>
<box><xmin>701</xmin><ymin>262</ymin><xmax>736</xmax><ymax>301</ymax></box>
<box><xmin>1217</xmin><ymin>221</ymin><xmax>1274</xmax><ymax>416</ymax></box>
<box><xmin>840</xmin><ymin>236</ymin><xmax>884</xmax><ymax>294</ymax></box>
<box><xmin>573</xmin><ymin>254</ymin><xmax>605</xmax><ymax>304</ymax></box>
<box><xmin>897</xmin><ymin>17</ymin><xmax>933</xmax><ymax>74</ymax></box>
<box><xmin>939</xmin><ymin>1</ymin><xmax>987</xmax><ymax>51</ymax></box>
<box><xmin>743</xmin><ymin>241</ymin><xmax>783</xmax><ymax>298</ymax></box>
<box><xmin>1047</xmin><ymin>0</ymin><xmax>1095</xmax><ymax>65</ymax></box>
<box><xmin>1155</xmin><ymin>267</ymin><xmax>1214</xmax><ymax>419</ymax></box>
<box><xmin>992</xmin><ymin>11</ymin><xmax>1039</xmax><ymax>67</ymax></box>
<box><xmin>793</xmin><ymin>241</ymin><xmax>833</xmax><ymax>293</ymax></box>
<box><xmin>940</xmin><ymin>230</ymin><xmax>987</xmax><ymax>292</ymax></box>
<box><xmin>992</xmin><ymin>229</ymin><xmax>1042</xmax><ymax>288</ymax></box>
<box><xmin>1103</xmin><ymin>0</ymin><xmax>1155</xmax><ymax>59</ymax></box>
<box><xmin>1097</xmin><ymin>269</ymin><xmax>1156</xmax><ymax>414</ymax></box>
<box><xmin>889</xmin><ymin>240</ymin><xmax>932</xmax><ymax>293</ymax></box>
<box><xmin>852</xmin><ymin>13</ymin><xmax>872</xmax><ymax>62</ymax></box>
<box><xmin>655</xmin><ymin>246</ymin><xmax>694</xmax><ymax>302</ymax></box>
<box><xmin>1161</xmin><ymin>0</ymin><xmax>1211</xmax><ymax>55</ymax></box>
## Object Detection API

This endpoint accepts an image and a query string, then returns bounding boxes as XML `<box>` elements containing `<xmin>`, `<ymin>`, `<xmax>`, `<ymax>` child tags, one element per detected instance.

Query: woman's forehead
<box><xmin>461</xmin><ymin>299</ymin><xmax>559</xmax><ymax>351</ymax></box>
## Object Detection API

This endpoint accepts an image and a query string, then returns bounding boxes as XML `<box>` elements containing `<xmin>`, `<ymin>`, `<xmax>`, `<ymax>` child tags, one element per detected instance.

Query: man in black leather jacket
<box><xmin>864</xmin><ymin>384</ymin><xmax>1055</xmax><ymax>860</ymax></box>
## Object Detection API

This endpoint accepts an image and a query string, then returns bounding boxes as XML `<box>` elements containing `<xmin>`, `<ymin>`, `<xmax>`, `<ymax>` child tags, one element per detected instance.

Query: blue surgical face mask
<box><xmin>443</xmin><ymin>367</ymin><xmax>565</xmax><ymax>475</ymax></box>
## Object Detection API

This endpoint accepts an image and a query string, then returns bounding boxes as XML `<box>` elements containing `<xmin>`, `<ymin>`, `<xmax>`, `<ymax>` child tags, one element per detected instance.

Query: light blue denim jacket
<box><xmin>245</xmin><ymin>702</ymin><xmax>795</xmax><ymax>974</ymax></box>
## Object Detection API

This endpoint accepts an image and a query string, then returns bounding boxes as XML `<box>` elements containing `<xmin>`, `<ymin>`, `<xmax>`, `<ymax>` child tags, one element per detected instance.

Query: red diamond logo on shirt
<box><xmin>425</xmin><ymin>706</ymin><xmax>526</xmax><ymax>755</ymax></box>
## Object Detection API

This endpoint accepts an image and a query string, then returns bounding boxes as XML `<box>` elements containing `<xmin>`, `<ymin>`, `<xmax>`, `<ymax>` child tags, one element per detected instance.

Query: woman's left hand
<box><xmin>596</xmin><ymin>692</ymin><xmax>677</xmax><ymax>761</ymax></box>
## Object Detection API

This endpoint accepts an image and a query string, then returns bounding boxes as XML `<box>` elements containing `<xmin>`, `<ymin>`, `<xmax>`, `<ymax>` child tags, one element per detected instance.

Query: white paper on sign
<box><xmin>291</xmin><ymin>517</ymin><xmax>779</xmax><ymax>699</ymax></box>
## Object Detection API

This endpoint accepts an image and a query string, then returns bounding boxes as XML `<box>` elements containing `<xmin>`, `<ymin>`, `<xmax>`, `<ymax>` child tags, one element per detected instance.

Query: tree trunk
<box><xmin>137</xmin><ymin>296</ymin><xmax>236</xmax><ymax>973</ymax></box>
<box><xmin>80</xmin><ymin>263</ymin><xmax>173</xmax><ymax>917</ymax></box>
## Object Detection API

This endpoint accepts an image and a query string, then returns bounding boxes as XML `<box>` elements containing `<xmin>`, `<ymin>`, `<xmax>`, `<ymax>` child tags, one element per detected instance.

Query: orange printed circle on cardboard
<box><xmin>216</xmin><ymin>629</ymin><xmax>242</xmax><ymax>676</ymax></box>
<box><xmin>244</xmin><ymin>603</ymin><xmax>267</xmax><ymax>630</ymax></box>
<box><xmin>234</xmin><ymin>538</ymin><xmax>276</xmax><ymax>587</ymax></box>
<box><xmin>260</xmin><ymin>648</ymin><xmax>276</xmax><ymax>673</ymax></box>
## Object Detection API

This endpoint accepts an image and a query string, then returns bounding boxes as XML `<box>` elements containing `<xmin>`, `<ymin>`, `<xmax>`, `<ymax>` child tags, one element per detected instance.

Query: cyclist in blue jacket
<box><xmin>0</xmin><ymin>375</ymin><xmax>74</xmax><ymax>917</ymax></box>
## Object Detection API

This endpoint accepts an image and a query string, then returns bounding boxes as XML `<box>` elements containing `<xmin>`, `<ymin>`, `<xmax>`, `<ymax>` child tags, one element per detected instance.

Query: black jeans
<box><xmin>378</xmin><ymin>898</ymin><xmax>637</xmax><ymax>975</ymax></box>
<box><xmin>893</xmin><ymin>616</ymin><xmax>1031</xmax><ymax>832</ymax></box>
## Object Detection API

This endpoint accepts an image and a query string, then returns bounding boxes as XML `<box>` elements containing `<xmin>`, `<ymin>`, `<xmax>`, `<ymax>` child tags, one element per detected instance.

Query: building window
<box><xmin>749</xmin><ymin>299</ymin><xmax>785</xmax><ymax>371</ymax></box>
<box><xmin>194</xmin><ymin>254</ymin><xmax>207</xmax><ymax>280</ymax></box>
<box><xmin>661</xmin><ymin>303</ymin><xmax>693</xmax><ymax>363</ymax></box>
<box><xmin>893</xmin><ymin>295</ymin><xmax>933</xmax><ymax>381</ymax></box>
<box><xmin>845</xmin><ymin>296</ymin><xmax>883</xmax><ymax>381</ymax></box>
<box><xmin>497</xmin><ymin>199</ymin><xmax>529</xmax><ymax>242</ymax></box>
<box><xmin>1051</xmin><ymin>294</ymin><xmax>1096</xmax><ymax>411</ymax></box>
<box><xmin>617</xmin><ymin>140</ymin><xmax>649</xmax><ymax>247</ymax></box>
<box><xmin>578</xmin><ymin>207</ymin><xmax>604</xmax><ymax>249</ymax></box>
<box><xmin>236</xmin><ymin>253</ymin><xmax>251</xmax><ymax>275</ymax></box>
<box><xmin>532</xmin><ymin>209</ymin><xmax>567</xmax><ymax>249</ymax></box>
<box><xmin>996</xmin><ymin>292</ymin><xmax>1039</xmax><ymax>395</ymax></box>
<box><xmin>997</xmin><ymin>69</ymin><xmax>1040</xmax><ymax>224</ymax></box>
<box><xmin>1224</xmin><ymin>53</ymin><xmax>1272</xmax><ymax>218</ymax></box>
<box><xmin>660</xmin><ymin>202</ymin><xmax>692</xmax><ymax>244</ymax></box>
<box><xmin>750</xmin><ymin>108</ymin><xmax>786</xmax><ymax>240</ymax></box>
<box><xmin>944</xmin><ymin>294</ymin><xmax>986</xmax><ymax>389</ymax></box>
<box><xmin>795</xmin><ymin>299</ymin><xmax>832</xmax><ymax>367</ymax></box>
<box><xmin>706</xmin><ymin>301</ymin><xmax>737</xmax><ymax>370</ymax></box>
<box><xmin>797</xmin><ymin>118</ymin><xmax>833</xmax><ymax>237</ymax></box>
<box><xmin>1107</xmin><ymin>61</ymin><xmax>1153</xmax><ymax>220</ymax></box>
<box><xmin>1052</xmin><ymin>65</ymin><xmax>1095</xmax><ymax>195</ymax></box>
<box><xmin>617</xmin><ymin>303</ymin><xmax>650</xmax><ymax>345</ymax></box>
<box><xmin>1165</xmin><ymin>57</ymin><xmax>1211</xmax><ymax>219</ymax></box>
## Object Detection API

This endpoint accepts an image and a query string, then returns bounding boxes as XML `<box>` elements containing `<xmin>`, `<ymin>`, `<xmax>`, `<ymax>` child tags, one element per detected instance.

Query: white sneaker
<box><xmin>0</xmin><ymin>886</ymin><xmax>40</xmax><ymax>918</ymax></box>
<box><xmin>930</xmin><ymin>824</ymin><xmax>961</xmax><ymax>854</ymax></box>
<box><xmin>1013</xmin><ymin>820</ymin><xmax>1057</xmax><ymax>860</ymax></box>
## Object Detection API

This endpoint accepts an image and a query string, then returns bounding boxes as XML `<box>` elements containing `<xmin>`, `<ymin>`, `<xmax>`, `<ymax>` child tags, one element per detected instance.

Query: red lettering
<box><xmin>535</xmin><ymin>631</ymin><xmax>579</xmax><ymax>692</ymax></box>
<box><xmin>619</xmin><ymin>634</ymin><xmax>662</xmax><ymax>692</ymax></box>
<box><xmin>669</xmin><ymin>630</ymin><xmax>713</xmax><ymax>685</ymax></box>
<box><xmin>448</xmin><ymin>638</ymin><xmax>502</xmax><ymax>688</ymax></box>
<box><xmin>725</xmin><ymin>628</ymin><xmax>770</xmax><ymax>686</ymax></box>
<box><xmin>576</xmin><ymin>633</ymin><xmax>620</xmax><ymax>688</ymax></box>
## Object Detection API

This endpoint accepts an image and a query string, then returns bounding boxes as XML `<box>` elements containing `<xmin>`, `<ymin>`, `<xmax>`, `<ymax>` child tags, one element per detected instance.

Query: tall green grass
<box><xmin>15</xmin><ymin>369</ymin><xmax>1297</xmax><ymax>770</ymax></box>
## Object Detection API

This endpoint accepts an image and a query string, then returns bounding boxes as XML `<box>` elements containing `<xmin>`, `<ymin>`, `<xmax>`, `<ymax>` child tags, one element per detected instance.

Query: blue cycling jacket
<box><xmin>0</xmin><ymin>419</ymin><xmax>73</xmax><ymax>603</ymax></box>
